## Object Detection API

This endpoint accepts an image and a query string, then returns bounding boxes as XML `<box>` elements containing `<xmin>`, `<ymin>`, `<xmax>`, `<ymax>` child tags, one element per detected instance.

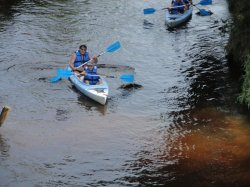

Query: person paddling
<box><xmin>69</xmin><ymin>44</ymin><xmax>98</xmax><ymax>73</ymax></box>
<box><xmin>168</xmin><ymin>0</ymin><xmax>188</xmax><ymax>14</ymax></box>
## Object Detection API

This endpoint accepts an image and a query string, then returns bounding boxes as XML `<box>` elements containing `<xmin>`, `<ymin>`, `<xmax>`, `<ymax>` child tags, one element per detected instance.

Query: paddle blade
<box><xmin>49</xmin><ymin>69</ymin><xmax>73</xmax><ymax>83</ymax></box>
<box><xmin>199</xmin><ymin>0</ymin><xmax>212</xmax><ymax>5</ymax></box>
<box><xmin>49</xmin><ymin>76</ymin><xmax>61</xmax><ymax>83</ymax></box>
<box><xmin>120</xmin><ymin>74</ymin><xmax>134</xmax><ymax>83</ymax></box>
<box><xmin>58</xmin><ymin>69</ymin><xmax>74</xmax><ymax>78</ymax></box>
<box><xmin>143</xmin><ymin>8</ymin><xmax>156</xmax><ymax>15</ymax></box>
<box><xmin>199</xmin><ymin>9</ymin><xmax>211</xmax><ymax>16</ymax></box>
<box><xmin>106</xmin><ymin>41</ymin><xmax>121</xmax><ymax>53</ymax></box>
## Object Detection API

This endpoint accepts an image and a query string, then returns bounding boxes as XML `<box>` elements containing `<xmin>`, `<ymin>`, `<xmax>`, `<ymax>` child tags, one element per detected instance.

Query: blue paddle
<box><xmin>199</xmin><ymin>0</ymin><xmax>212</xmax><ymax>6</ymax></box>
<box><xmin>49</xmin><ymin>75</ymin><xmax>61</xmax><ymax>82</ymax></box>
<box><xmin>49</xmin><ymin>41</ymin><xmax>121</xmax><ymax>83</ymax></box>
<box><xmin>143</xmin><ymin>8</ymin><xmax>157</xmax><ymax>15</ymax></box>
<box><xmin>144</xmin><ymin>1</ymin><xmax>212</xmax><ymax>15</ymax></box>
<box><xmin>143</xmin><ymin>5</ymin><xmax>185</xmax><ymax>15</ymax></box>
<box><xmin>192</xmin><ymin>4</ymin><xmax>212</xmax><ymax>16</ymax></box>
<box><xmin>87</xmin><ymin>73</ymin><xmax>135</xmax><ymax>83</ymax></box>
<box><xmin>49</xmin><ymin>69</ymin><xmax>70</xmax><ymax>82</ymax></box>
<box><xmin>49</xmin><ymin>69</ymin><xmax>74</xmax><ymax>82</ymax></box>
<box><xmin>49</xmin><ymin>71</ymin><xmax>134</xmax><ymax>83</ymax></box>
<box><xmin>199</xmin><ymin>9</ymin><xmax>211</xmax><ymax>16</ymax></box>
<box><xmin>120</xmin><ymin>74</ymin><xmax>134</xmax><ymax>83</ymax></box>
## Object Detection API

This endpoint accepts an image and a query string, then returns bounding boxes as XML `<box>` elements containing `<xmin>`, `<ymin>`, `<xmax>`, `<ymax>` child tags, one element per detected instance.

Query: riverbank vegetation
<box><xmin>238</xmin><ymin>55</ymin><xmax>250</xmax><ymax>107</ymax></box>
<box><xmin>226</xmin><ymin>0</ymin><xmax>250</xmax><ymax>107</ymax></box>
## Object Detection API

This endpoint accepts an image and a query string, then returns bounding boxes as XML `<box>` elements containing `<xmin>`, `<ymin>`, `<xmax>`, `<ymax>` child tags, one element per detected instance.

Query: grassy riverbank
<box><xmin>226</xmin><ymin>0</ymin><xmax>250</xmax><ymax>107</ymax></box>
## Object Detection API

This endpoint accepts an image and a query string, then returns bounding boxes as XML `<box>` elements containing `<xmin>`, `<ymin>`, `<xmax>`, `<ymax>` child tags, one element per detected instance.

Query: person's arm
<box><xmin>79</xmin><ymin>70</ymin><xmax>87</xmax><ymax>76</ymax></box>
<box><xmin>92</xmin><ymin>56</ymin><xmax>98</xmax><ymax>63</ymax></box>
<box><xmin>69</xmin><ymin>53</ymin><xmax>77</xmax><ymax>70</ymax></box>
<box><xmin>88</xmin><ymin>53</ymin><xmax>98</xmax><ymax>64</ymax></box>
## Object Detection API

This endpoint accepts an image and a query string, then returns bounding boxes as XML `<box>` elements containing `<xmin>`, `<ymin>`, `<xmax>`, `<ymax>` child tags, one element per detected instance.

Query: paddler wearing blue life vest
<box><xmin>168</xmin><ymin>0</ymin><xmax>190</xmax><ymax>14</ymax></box>
<box><xmin>69</xmin><ymin>44</ymin><xmax>98</xmax><ymax>73</ymax></box>
<box><xmin>82</xmin><ymin>61</ymin><xmax>102</xmax><ymax>85</ymax></box>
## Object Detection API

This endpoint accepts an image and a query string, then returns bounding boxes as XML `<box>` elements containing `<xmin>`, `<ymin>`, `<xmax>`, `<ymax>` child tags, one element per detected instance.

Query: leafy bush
<box><xmin>239</xmin><ymin>55</ymin><xmax>250</xmax><ymax>107</ymax></box>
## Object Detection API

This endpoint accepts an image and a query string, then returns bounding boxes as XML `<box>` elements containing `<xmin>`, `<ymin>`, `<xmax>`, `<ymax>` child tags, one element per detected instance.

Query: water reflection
<box><xmin>69</xmin><ymin>85</ymin><xmax>108</xmax><ymax>115</ymax></box>
<box><xmin>143</xmin><ymin>19</ymin><xmax>154</xmax><ymax>30</ymax></box>
<box><xmin>56</xmin><ymin>108</ymin><xmax>70</xmax><ymax>121</ymax></box>
<box><xmin>120</xmin><ymin>4</ymin><xmax>250</xmax><ymax>186</ymax></box>
<box><xmin>182</xmin><ymin>21</ymin><xmax>240</xmax><ymax>110</ymax></box>
<box><xmin>121</xmin><ymin>108</ymin><xmax>250</xmax><ymax>186</ymax></box>
<box><xmin>0</xmin><ymin>0</ymin><xmax>21</xmax><ymax>18</ymax></box>
<box><xmin>0</xmin><ymin>133</ymin><xmax>10</xmax><ymax>159</ymax></box>
<box><xmin>1</xmin><ymin>0</ymin><xmax>249</xmax><ymax>185</ymax></box>
<box><xmin>163</xmin><ymin>109</ymin><xmax>250</xmax><ymax>186</ymax></box>
<box><xmin>77</xmin><ymin>94</ymin><xmax>108</xmax><ymax>115</ymax></box>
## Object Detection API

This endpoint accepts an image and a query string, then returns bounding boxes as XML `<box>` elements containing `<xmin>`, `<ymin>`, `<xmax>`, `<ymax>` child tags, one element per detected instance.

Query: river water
<box><xmin>0</xmin><ymin>0</ymin><xmax>250</xmax><ymax>186</ymax></box>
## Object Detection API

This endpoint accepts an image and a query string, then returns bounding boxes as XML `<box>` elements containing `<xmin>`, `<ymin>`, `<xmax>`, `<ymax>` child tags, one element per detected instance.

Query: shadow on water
<box><xmin>78</xmin><ymin>95</ymin><xmax>108</xmax><ymax>115</ymax></box>
<box><xmin>69</xmin><ymin>85</ymin><xmax>108</xmax><ymax>116</ymax></box>
<box><xmin>0</xmin><ymin>0</ymin><xmax>21</xmax><ymax>33</ymax></box>
<box><xmin>107</xmin><ymin>83</ymin><xmax>143</xmax><ymax>113</ymax></box>
<box><xmin>143</xmin><ymin>19</ymin><xmax>154</xmax><ymax>30</ymax></box>
<box><xmin>119</xmin><ymin>83</ymin><xmax>143</xmax><ymax>90</ymax></box>
<box><xmin>0</xmin><ymin>0</ymin><xmax>22</xmax><ymax>18</ymax></box>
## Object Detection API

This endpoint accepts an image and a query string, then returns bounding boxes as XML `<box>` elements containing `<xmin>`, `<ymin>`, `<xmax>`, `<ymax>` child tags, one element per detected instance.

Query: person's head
<box><xmin>86</xmin><ymin>62</ymin><xmax>94</xmax><ymax>70</ymax></box>
<box><xmin>79</xmin><ymin>44</ymin><xmax>87</xmax><ymax>54</ymax></box>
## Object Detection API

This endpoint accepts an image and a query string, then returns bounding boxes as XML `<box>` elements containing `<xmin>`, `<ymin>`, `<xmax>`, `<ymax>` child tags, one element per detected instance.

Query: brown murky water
<box><xmin>0</xmin><ymin>0</ymin><xmax>250</xmax><ymax>186</ymax></box>
<box><xmin>162</xmin><ymin>108</ymin><xmax>250</xmax><ymax>186</ymax></box>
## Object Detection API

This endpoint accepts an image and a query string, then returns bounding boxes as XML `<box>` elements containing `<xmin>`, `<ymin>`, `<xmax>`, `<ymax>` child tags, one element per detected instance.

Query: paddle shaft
<box><xmin>191</xmin><ymin>3</ymin><xmax>211</xmax><ymax>16</ymax></box>
<box><xmin>81</xmin><ymin>74</ymin><xmax>115</xmax><ymax>78</ymax></box>
<box><xmin>50</xmin><ymin>41</ymin><xmax>120</xmax><ymax>83</ymax></box>
<box><xmin>74</xmin><ymin>41</ymin><xmax>120</xmax><ymax>69</ymax></box>
<box><xmin>75</xmin><ymin>51</ymin><xmax>106</xmax><ymax>69</ymax></box>
<box><xmin>164</xmin><ymin>3</ymin><xmax>203</xmax><ymax>10</ymax></box>
<box><xmin>144</xmin><ymin>1</ymin><xmax>210</xmax><ymax>15</ymax></box>
<box><xmin>191</xmin><ymin>3</ymin><xmax>202</xmax><ymax>11</ymax></box>
<box><xmin>167</xmin><ymin>3</ymin><xmax>210</xmax><ymax>14</ymax></box>
<box><xmin>162</xmin><ymin>4</ymin><xmax>188</xmax><ymax>10</ymax></box>
<box><xmin>144</xmin><ymin>4</ymin><xmax>189</xmax><ymax>14</ymax></box>
<box><xmin>78</xmin><ymin>73</ymin><xmax>133</xmax><ymax>81</ymax></box>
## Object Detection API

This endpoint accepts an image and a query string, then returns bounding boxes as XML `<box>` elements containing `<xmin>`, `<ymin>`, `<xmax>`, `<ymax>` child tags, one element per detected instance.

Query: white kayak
<box><xmin>68</xmin><ymin>69</ymin><xmax>109</xmax><ymax>105</ymax></box>
<box><xmin>165</xmin><ymin>6</ymin><xmax>193</xmax><ymax>28</ymax></box>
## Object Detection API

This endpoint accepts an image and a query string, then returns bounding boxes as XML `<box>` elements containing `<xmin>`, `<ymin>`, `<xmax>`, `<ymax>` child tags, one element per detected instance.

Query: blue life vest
<box><xmin>74</xmin><ymin>50</ymin><xmax>90</xmax><ymax>67</ymax></box>
<box><xmin>84</xmin><ymin>66</ymin><xmax>100</xmax><ymax>85</ymax></box>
